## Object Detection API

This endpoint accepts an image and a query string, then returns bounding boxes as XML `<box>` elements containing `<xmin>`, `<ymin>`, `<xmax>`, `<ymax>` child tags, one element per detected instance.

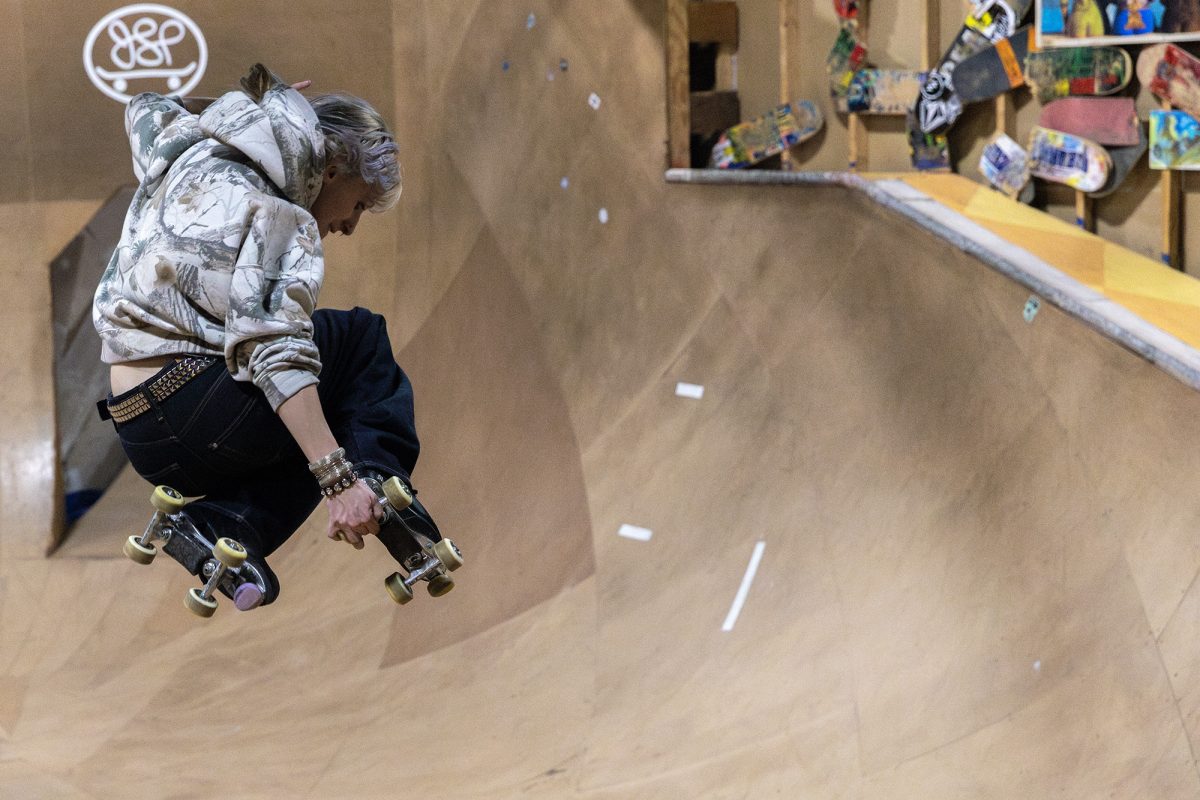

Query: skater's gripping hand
<box><xmin>325</xmin><ymin>480</ymin><xmax>383</xmax><ymax>550</ymax></box>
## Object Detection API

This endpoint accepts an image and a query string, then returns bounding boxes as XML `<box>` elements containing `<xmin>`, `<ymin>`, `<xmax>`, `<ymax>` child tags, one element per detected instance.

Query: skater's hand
<box><xmin>325</xmin><ymin>480</ymin><xmax>383</xmax><ymax>550</ymax></box>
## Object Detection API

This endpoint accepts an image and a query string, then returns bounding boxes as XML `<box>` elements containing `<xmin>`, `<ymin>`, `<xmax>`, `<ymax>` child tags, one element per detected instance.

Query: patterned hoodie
<box><xmin>93</xmin><ymin>69</ymin><xmax>328</xmax><ymax>411</ymax></box>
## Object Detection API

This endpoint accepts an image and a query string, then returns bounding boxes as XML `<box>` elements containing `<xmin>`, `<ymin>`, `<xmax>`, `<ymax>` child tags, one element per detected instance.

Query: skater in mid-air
<box><xmin>94</xmin><ymin>63</ymin><xmax>454</xmax><ymax>612</ymax></box>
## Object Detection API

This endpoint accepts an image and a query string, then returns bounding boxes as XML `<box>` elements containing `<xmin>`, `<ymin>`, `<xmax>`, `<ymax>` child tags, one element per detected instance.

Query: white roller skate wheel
<box><xmin>185</xmin><ymin>588</ymin><xmax>218</xmax><ymax>618</ymax></box>
<box><xmin>124</xmin><ymin>535</ymin><xmax>157</xmax><ymax>565</ymax></box>
<box><xmin>382</xmin><ymin>477</ymin><xmax>414</xmax><ymax>511</ymax></box>
<box><xmin>151</xmin><ymin>485</ymin><xmax>187</xmax><ymax>513</ymax></box>
<box><xmin>385</xmin><ymin>572</ymin><xmax>414</xmax><ymax>605</ymax></box>
<box><xmin>433</xmin><ymin>539</ymin><xmax>464</xmax><ymax>572</ymax></box>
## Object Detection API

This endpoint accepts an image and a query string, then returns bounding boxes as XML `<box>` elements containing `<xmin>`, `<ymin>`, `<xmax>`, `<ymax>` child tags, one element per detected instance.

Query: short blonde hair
<box><xmin>309</xmin><ymin>93</ymin><xmax>402</xmax><ymax>212</ymax></box>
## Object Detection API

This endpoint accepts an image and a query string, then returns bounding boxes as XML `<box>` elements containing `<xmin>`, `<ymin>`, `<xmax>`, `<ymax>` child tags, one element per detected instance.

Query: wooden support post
<box><xmin>779</xmin><ymin>0</ymin><xmax>800</xmax><ymax>170</ymax></box>
<box><xmin>994</xmin><ymin>94</ymin><xmax>1014</xmax><ymax>139</ymax></box>
<box><xmin>1075</xmin><ymin>191</ymin><xmax>1093</xmax><ymax>231</ymax></box>
<box><xmin>1162</xmin><ymin>171</ymin><xmax>1181</xmax><ymax>267</ymax></box>
<box><xmin>922</xmin><ymin>0</ymin><xmax>940</xmax><ymax>71</ymax></box>
<box><xmin>849</xmin><ymin>0</ymin><xmax>869</xmax><ymax>171</ymax></box>
<box><xmin>1161</xmin><ymin>98</ymin><xmax>1182</xmax><ymax>267</ymax></box>
<box><xmin>666</xmin><ymin>0</ymin><xmax>690</xmax><ymax>169</ymax></box>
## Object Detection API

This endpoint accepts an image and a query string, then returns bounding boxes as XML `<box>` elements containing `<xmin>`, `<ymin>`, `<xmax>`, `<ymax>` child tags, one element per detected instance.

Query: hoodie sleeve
<box><xmin>225</xmin><ymin>191</ymin><xmax>326</xmax><ymax>411</ymax></box>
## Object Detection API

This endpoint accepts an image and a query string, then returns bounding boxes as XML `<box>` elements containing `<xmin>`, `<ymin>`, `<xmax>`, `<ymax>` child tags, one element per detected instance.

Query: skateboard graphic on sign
<box><xmin>1150</xmin><ymin>110</ymin><xmax>1200</xmax><ymax>170</ymax></box>
<box><xmin>1138</xmin><ymin>44</ymin><xmax>1200</xmax><ymax>117</ymax></box>
<box><xmin>124</xmin><ymin>478</ymin><xmax>463</xmax><ymax>617</ymax></box>
<box><xmin>838</xmin><ymin>69</ymin><xmax>925</xmax><ymax>114</ymax></box>
<box><xmin>1027</xmin><ymin>125</ymin><xmax>1111</xmax><ymax>192</ymax></box>
<box><xmin>980</xmin><ymin>132</ymin><xmax>1033</xmax><ymax>200</ymax></box>
<box><xmin>827</xmin><ymin>23</ymin><xmax>868</xmax><ymax>97</ymax></box>
<box><xmin>1037</xmin><ymin>97</ymin><xmax>1140</xmax><ymax>146</ymax></box>
<box><xmin>1023</xmin><ymin>47</ymin><xmax>1131</xmax><ymax>104</ymax></box>
<box><xmin>907</xmin><ymin>0</ymin><xmax>1031</xmax><ymax>169</ymax></box>
<box><xmin>710</xmin><ymin>99</ymin><xmax>824</xmax><ymax>168</ymax></box>
<box><xmin>913</xmin><ymin>0</ymin><xmax>1032</xmax><ymax>135</ymax></box>
<box><xmin>951</xmin><ymin>26</ymin><xmax>1035</xmax><ymax>105</ymax></box>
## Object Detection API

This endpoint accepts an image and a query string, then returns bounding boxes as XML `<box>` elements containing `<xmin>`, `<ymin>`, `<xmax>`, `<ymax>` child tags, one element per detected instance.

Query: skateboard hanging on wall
<box><xmin>1024</xmin><ymin>47</ymin><xmax>1132</xmax><ymax>104</ymax></box>
<box><xmin>710</xmin><ymin>99</ymin><xmax>824</xmax><ymax>169</ymax></box>
<box><xmin>1150</xmin><ymin>110</ymin><xmax>1200</xmax><ymax>170</ymax></box>
<box><xmin>1037</xmin><ymin>97</ymin><xmax>1140</xmax><ymax>146</ymax></box>
<box><xmin>839</xmin><ymin>69</ymin><xmax>926</xmax><ymax>115</ymax></box>
<box><xmin>1027</xmin><ymin>125</ymin><xmax>1111</xmax><ymax>192</ymax></box>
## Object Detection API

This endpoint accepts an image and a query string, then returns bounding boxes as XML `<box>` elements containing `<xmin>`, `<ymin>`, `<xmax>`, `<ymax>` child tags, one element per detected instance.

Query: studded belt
<box><xmin>104</xmin><ymin>356</ymin><xmax>216</xmax><ymax>424</ymax></box>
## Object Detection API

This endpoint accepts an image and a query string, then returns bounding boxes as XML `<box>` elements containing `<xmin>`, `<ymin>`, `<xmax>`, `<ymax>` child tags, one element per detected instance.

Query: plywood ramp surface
<box><xmin>5</xmin><ymin>2</ymin><xmax>1200</xmax><ymax>798</ymax></box>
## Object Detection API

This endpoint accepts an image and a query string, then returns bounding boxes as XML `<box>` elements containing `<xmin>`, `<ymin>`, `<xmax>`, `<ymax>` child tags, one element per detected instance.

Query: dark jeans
<box><xmin>104</xmin><ymin>307</ymin><xmax>422</xmax><ymax>560</ymax></box>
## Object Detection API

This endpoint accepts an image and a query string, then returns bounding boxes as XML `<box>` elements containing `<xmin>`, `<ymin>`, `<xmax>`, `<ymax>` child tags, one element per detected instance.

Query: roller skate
<box><xmin>122</xmin><ymin>486</ymin><xmax>277</xmax><ymax>618</ymax></box>
<box><xmin>359</xmin><ymin>473</ymin><xmax>463</xmax><ymax>605</ymax></box>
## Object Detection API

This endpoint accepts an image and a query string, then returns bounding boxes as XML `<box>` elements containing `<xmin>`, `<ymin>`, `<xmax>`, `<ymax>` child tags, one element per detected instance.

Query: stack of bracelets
<box><xmin>309</xmin><ymin>447</ymin><xmax>359</xmax><ymax>497</ymax></box>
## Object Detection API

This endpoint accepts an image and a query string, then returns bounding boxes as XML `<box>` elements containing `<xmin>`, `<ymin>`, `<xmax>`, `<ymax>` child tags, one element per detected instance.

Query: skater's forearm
<box><xmin>276</xmin><ymin>385</ymin><xmax>339</xmax><ymax>464</ymax></box>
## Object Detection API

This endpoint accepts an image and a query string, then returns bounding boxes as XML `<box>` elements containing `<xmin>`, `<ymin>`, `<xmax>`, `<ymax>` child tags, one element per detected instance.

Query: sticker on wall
<box><xmin>1023</xmin><ymin>296</ymin><xmax>1041</xmax><ymax>324</ymax></box>
<box><xmin>588</xmin><ymin>92</ymin><xmax>602</xmax><ymax>110</ymax></box>
<box><xmin>84</xmin><ymin>4</ymin><xmax>207</xmax><ymax>104</ymax></box>
<box><xmin>526</xmin><ymin>13</ymin><xmax>537</xmax><ymax>29</ymax></box>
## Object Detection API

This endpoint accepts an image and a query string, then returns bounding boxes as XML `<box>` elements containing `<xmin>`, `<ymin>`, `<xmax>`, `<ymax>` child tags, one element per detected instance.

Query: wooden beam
<box><xmin>689</xmin><ymin>1</ymin><xmax>738</xmax><ymax>45</ymax></box>
<box><xmin>667</xmin><ymin>0</ymin><xmax>691</xmax><ymax>169</ymax></box>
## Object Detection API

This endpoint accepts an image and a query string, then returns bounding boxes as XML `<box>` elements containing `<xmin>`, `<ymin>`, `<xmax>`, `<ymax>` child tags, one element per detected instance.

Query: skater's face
<box><xmin>310</xmin><ymin>162</ymin><xmax>380</xmax><ymax>238</ymax></box>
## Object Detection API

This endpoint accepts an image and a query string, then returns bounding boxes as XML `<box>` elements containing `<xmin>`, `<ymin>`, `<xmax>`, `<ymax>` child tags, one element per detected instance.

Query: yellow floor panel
<box><xmin>893</xmin><ymin>173</ymin><xmax>1200</xmax><ymax>350</ymax></box>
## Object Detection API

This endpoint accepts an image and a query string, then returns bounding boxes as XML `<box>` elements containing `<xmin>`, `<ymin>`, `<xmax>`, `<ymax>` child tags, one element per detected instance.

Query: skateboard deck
<box><xmin>1089</xmin><ymin>122</ymin><xmax>1146</xmax><ymax>197</ymax></box>
<box><xmin>1138</xmin><ymin>44</ymin><xmax>1200</xmax><ymax>118</ymax></box>
<box><xmin>834</xmin><ymin>0</ymin><xmax>859</xmax><ymax>19</ymax></box>
<box><xmin>839</xmin><ymin>69</ymin><xmax>925</xmax><ymax>115</ymax></box>
<box><xmin>1149</xmin><ymin>110</ymin><xmax>1200</xmax><ymax>170</ymax></box>
<box><xmin>827</xmin><ymin>23</ymin><xmax>868</xmax><ymax>97</ymax></box>
<box><xmin>952</xmin><ymin>27</ymin><xmax>1035</xmax><ymax>105</ymax></box>
<box><xmin>980</xmin><ymin>132</ymin><xmax>1032</xmax><ymax>199</ymax></box>
<box><xmin>1027</xmin><ymin>125</ymin><xmax>1111</xmax><ymax>192</ymax></box>
<box><xmin>710</xmin><ymin>99</ymin><xmax>824</xmax><ymax>168</ymax></box>
<box><xmin>913</xmin><ymin>0</ymin><xmax>1032</xmax><ymax>134</ymax></box>
<box><xmin>1037</xmin><ymin>97</ymin><xmax>1140</xmax><ymax>146</ymax></box>
<box><xmin>1024</xmin><ymin>47</ymin><xmax>1132</xmax><ymax>104</ymax></box>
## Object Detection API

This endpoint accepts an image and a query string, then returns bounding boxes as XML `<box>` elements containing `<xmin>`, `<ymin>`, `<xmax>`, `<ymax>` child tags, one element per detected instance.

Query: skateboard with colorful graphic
<box><xmin>951</xmin><ymin>26</ymin><xmax>1035</xmax><ymax>104</ymax></box>
<box><xmin>1149</xmin><ymin>110</ymin><xmax>1200</xmax><ymax>170</ymax></box>
<box><xmin>1023</xmin><ymin>47</ymin><xmax>1132</xmax><ymax>103</ymax></box>
<box><xmin>1037</xmin><ymin>97</ymin><xmax>1140</xmax><ymax>146</ymax></box>
<box><xmin>834</xmin><ymin>0</ymin><xmax>859</xmax><ymax>18</ymax></box>
<box><xmin>1090</xmin><ymin>123</ymin><xmax>1146</xmax><ymax>197</ymax></box>
<box><xmin>1138</xmin><ymin>44</ymin><xmax>1200</xmax><ymax>118</ymax></box>
<box><xmin>913</xmin><ymin>0</ymin><xmax>1032</xmax><ymax>134</ymax></box>
<box><xmin>980</xmin><ymin>132</ymin><xmax>1032</xmax><ymax>199</ymax></box>
<box><xmin>827</xmin><ymin>23</ymin><xmax>868</xmax><ymax>97</ymax></box>
<box><xmin>123</xmin><ymin>486</ymin><xmax>274</xmax><ymax>618</ymax></box>
<box><xmin>710</xmin><ymin>99</ymin><xmax>824</xmax><ymax>168</ymax></box>
<box><xmin>364</xmin><ymin>475</ymin><xmax>464</xmax><ymax>606</ymax></box>
<box><xmin>1027</xmin><ymin>125</ymin><xmax>1111</xmax><ymax>192</ymax></box>
<box><xmin>838</xmin><ymin>69</ymin><xmax>925</xmax><ymax>114</ymax></box>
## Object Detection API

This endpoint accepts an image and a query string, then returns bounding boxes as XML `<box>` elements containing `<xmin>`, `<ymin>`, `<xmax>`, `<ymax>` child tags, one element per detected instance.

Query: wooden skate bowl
<box><xmin>7</xmin><ymin>2</ymin><xmax>1200</xmax><ymax>797</ymax></box>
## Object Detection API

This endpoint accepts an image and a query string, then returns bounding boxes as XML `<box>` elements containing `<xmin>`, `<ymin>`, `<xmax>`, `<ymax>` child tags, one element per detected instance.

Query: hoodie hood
<box><xmin>199</xmin><ymin>79</ymin><xmax>326</xmax><ymax>209</ymax></box>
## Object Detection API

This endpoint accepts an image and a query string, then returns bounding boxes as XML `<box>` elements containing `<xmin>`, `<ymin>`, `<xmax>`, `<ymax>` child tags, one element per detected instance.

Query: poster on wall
<box><xmin>1036</xmin><ymin>0</ymin><xmax>1200</xmax><ymax>46</ymax></box>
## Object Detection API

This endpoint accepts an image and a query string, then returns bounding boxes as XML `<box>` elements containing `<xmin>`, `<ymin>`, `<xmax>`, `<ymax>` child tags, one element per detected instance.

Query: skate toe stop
<box><xmin>234</xmin><ymin>584</ymin><xmax>265</xmax><ymax>611</ymax></box>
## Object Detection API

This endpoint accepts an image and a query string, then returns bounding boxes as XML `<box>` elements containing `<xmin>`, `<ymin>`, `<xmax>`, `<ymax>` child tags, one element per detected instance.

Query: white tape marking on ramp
<box><xmin>618</xmin><ymin>524</ymin><xmax>653</xmax><ymax>542</ymax></box>
<box><xmin>675</xmin><ymin>382</ymin><xmax>705</xmax><ymax>399</ymax></box>
<box><xmin>723</xmin><ymin>541</ymin><xmax>766</xmax><ymax>632</ymax></box>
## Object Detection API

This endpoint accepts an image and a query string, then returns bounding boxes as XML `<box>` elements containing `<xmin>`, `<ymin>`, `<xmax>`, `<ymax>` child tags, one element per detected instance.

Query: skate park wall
<box><xmin>8</xmin><ymin>0</ymin><xmax>1200</xmax><ymax>796</ymax></box>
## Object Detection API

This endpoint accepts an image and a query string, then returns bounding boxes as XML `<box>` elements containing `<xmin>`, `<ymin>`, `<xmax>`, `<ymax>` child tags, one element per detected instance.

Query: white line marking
<box><xmin>723</xmin><ymin>541</ymin><xmax>766</xmax><ymax>632</ymax></box>
<box><xmin>675</xmin><ymin>382</ymin><xmax>704</xmax><ymax>399</ymax></box>
<box><xmin>618</xmin><ymin>524</ymin><xmax>653</xmax><ymax>542</ymax></box>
